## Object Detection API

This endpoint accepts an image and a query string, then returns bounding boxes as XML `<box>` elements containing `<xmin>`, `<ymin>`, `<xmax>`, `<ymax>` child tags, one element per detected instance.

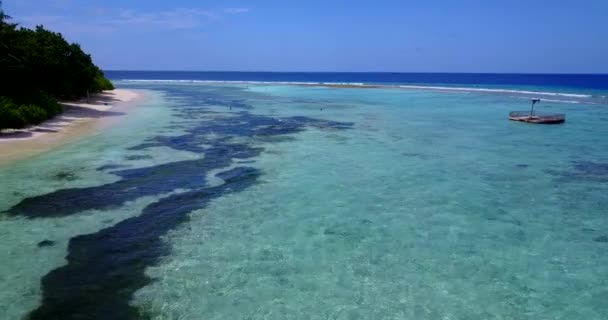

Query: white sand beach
<box><xmin>0</xmin><ymin>89</ymin><xmax>142</xmax><ymax>166</ymax></box>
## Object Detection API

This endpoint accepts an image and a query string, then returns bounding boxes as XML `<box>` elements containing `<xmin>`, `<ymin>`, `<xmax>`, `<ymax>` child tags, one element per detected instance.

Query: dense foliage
<box><xmin>0</xmin><ymin>2</ymin><xmax>114</xmax><ymax>130</ymax></box>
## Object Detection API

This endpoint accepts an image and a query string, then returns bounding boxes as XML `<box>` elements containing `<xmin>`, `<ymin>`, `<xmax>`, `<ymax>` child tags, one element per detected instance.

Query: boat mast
<box><xmin>530</xmin><ymin>98</ymin><xmax>540</xmax><ymax>116</ymax></box>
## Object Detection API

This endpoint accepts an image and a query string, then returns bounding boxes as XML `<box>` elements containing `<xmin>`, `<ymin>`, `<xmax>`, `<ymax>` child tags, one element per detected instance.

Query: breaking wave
<box><xmin>117</xmin><ymin>80</ymin><xmax>607</xmax><ymax>104</ymax></box>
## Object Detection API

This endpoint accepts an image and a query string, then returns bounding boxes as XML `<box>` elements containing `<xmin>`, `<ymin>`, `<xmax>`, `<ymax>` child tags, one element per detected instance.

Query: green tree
<box><xmin>0</xmin><ymin>2</ymin><xmax>114</xmax><ymax>130</ymax></box>
<box><xmin>0</xmin><ymin>1</ymin><xmax>10</xmax><ymax>23</ymax></box>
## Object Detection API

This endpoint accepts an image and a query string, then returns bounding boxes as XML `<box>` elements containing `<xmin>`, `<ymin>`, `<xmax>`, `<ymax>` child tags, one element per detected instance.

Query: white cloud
<box><xmin>91</xmin><ymin>7</ymin><xmax>109</xmax><ymax>16</ymax></box>
<box><xmin>224</xmin><ymin>8</ymin><xmax>250</xmax><ymax>14</ymax></box>
<box><xmin>17</xmin><ymin>14</ymin><xmax>64</xmax><ymax>26</ymax></box>
<box><xmin>16</xmin><ymin>5</ymin><xmax>247</xmax><ymax>36</ymax></box>
<box><xmin>17</xmin><ymin>14</ymin><xmax>117</xmax><ymax>36</ymax></box>
<box><xmin>111</xmin><ymin>8</ymin><xmax>215</xmax><ymax>29</ymax></box>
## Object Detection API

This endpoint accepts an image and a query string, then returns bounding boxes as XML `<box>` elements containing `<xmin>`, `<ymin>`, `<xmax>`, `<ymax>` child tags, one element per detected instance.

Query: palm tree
<box><xmin>0</xmin><ymin>1</ymin><xmax>10</xmax><ymax>24</ymax></box>
<box><xmin>0</xmin><ymin>0</ymin><xmax>22</xmax><ymax>66</ymax></box>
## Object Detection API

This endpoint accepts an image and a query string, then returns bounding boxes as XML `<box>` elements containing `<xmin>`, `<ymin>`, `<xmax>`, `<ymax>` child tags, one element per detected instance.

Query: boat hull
<box><xmin>509</xmin><ymin>116</ymin><xmax>565</xmax><ymax>124</ymax></box>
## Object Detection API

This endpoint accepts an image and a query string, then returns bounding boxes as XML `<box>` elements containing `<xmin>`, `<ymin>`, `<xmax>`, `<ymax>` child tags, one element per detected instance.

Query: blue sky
<box><xmin>4</xmin><ymin>0</ymin><xmax>608</xmax><ymax>73</ymax></box>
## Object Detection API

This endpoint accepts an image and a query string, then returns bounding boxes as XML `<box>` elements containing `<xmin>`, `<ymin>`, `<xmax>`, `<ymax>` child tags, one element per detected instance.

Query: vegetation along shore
<box><xmin>0</xmin><ymin>1</ymin><xmax>114</xmax><ymax>130</ymax></box>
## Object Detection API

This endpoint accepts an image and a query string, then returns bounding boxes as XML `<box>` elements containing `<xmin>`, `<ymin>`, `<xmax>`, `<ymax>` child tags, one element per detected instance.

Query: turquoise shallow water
<box><xmin>1</xmin><ymin>83</ymin><xmax>608</xmax><ymax>319</ymax></box>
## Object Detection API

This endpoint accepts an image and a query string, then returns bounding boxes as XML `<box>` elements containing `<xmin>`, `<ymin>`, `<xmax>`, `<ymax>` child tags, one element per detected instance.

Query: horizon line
<box><xmin>103</xmin><ymin>70</ymin><xmax>608</xmax><ymax>76</ymax></box>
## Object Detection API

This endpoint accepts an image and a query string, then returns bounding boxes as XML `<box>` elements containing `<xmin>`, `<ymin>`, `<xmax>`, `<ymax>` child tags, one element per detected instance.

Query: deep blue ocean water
<box><xmin>105</xmin><ymin>71</ymin><xmax>608</xmax><ymax>90</ymax></box>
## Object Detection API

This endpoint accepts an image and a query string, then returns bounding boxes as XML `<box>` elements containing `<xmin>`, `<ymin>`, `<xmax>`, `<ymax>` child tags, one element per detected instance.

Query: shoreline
<box><xmin>0</xmin><ymin>89</ymin><xmax>143</xmax><ymax>166</ymax></box>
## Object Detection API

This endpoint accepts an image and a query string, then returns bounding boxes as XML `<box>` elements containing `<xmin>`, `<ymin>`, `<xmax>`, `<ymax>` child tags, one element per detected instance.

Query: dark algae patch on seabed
<box><xmin>4</xmin><ymin>85</ymin><xmax>352</xmax><ymax>320</ymax></box>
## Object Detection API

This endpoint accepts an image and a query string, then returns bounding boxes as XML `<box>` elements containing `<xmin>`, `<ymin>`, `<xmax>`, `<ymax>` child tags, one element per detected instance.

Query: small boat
<box><xmin>509</xmin><ymin>99</ymin><xmax>565</xmax><ymax>124</ymax></box>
